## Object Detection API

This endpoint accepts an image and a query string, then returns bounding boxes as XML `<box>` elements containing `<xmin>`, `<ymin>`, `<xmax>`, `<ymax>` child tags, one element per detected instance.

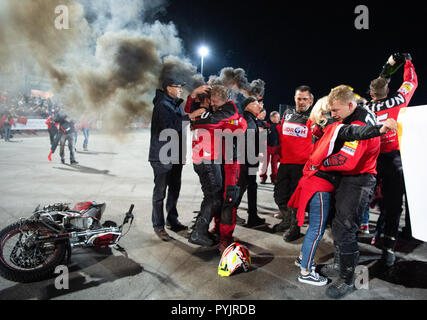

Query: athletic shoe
<box><xmin>295</xmin><ymin>256</ymin><xmax>317</xmax><ymax>272</ymax></box>
<box><xmin>360</xmin><ymin>224</ymin><xmax>370</xmax><ymax>234</ymax></box>
<box><xmin>298</xmin><ymin>270</ymin><xmax>328</xmax><ymax>286</ymax></box>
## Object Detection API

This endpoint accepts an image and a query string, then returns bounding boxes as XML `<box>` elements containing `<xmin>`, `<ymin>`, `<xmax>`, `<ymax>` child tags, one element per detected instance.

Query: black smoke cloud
<box><xmin>208</xmin><ymin>67</ymin><xmax>266</xmax><ymax>98</ymax></box>
<box><xmin>159</xmin><ymin>56</ymin><xmax>205</xmax><ymax>92</ymax></box>
<box><xmin>0</xmin><ymin>0</ymin><xmax>265</xmax><ymax>136</ymax></box>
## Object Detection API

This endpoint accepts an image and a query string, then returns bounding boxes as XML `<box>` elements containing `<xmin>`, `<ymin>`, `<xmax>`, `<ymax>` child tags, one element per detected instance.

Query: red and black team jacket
<box><xmin>45</xmin><ymin>115</ymin><xmax>57</xmax><ymax>130</ymax></box>
<box><xmin>365</xmin><ymin>60</ymin><xmax>418</xmax><ymax>154</ymax></box>
<box><xmin>320</xmin><ymin>106</ymin><xmax>380</xmax><ymax>176</ymax></box>
<box><xmin>278</xmin><ymin>107</ymin><xmax>313</xmax><ymax>165</ymax></box>
<box><xmin>192</xmin><ymin>100</ymin><xmax>247</xmax><ymax>164</ymax></box>
<box><xmin>289</xmin><ymin>120</ymin><xmax>388</xmax><ymax>225</ymax></box>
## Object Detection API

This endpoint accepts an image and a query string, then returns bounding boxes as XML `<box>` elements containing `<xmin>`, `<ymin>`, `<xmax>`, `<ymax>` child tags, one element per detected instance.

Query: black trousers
<box><xmin>193</xmin><ymin>162</ymin><xmax>223</xmax><ymax>224</ymax></box>
<box><xmin>235</xmin><ymin>164</ymin><xmax>258</xmax><ymax>218</ymax></box>
<box><xmin>332</xmin><ymin>174</ymin><xmax>376</xmax><ymax>254</ymax></box>
<box><xmin>274</xmin><ymin>163</ymin><xmax>304</xmax><ymax>209</ymax></box>
<box><xmin>377</xmin><ymin>151</ymin><xmax>407</xmax><ymax>240</ymax></box>
<box><xmin>150</xmin><ymin>162</ymin><xmax>183</xmax><ymax>230</ymax></box>
<box><xmin>48</xmin><ymin>128</ymin><xmax>58</xmax><ymax>146</ymax></box>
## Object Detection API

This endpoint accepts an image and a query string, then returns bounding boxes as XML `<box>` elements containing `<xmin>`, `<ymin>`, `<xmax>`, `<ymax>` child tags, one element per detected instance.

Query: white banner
<box><xmin>11</xmin><ymin>119</ymin><xmax>48</xmax><ymax>131</ymax></box>
<box><xmin>398</xmin><ymin>105</ymin><xmax>427</xmax><ymax>242</ymax></box>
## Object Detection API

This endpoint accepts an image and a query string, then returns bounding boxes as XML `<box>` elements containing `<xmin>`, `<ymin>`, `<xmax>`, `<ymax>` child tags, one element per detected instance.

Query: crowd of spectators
<box><xmin>0</xmin><ymin>90</ymin><xmax>63</xmax><ymax>119</ymax></box>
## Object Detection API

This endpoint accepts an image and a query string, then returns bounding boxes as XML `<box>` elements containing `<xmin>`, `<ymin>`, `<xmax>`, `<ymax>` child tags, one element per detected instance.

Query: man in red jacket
<box><xmin>1</xmin><ymin>112</ymin><xmax>15</xmax><ymax>142</ymax></box>
<box><xmin>365</xmin><ymin>54</ymin><xmax>418</xmax><ymax>266</ymax></box>
<box><xmin>321</xmin><ymin>85</ymin><xmax>380</xmax><ymax>299</ymax></box>
<box><xmin>45</xmin><ymin>113</ymin><xmax>58</xmax><ymax>146</ymax></box>
<box><xmin>189</xmin><ymin>85</ymin><xmax>247</xmax><ymax>249</ymax></box>
<box><xmin>273</xmin><ymin>85</ymin><xmax>314</xmax><ymax>242</ymax></box>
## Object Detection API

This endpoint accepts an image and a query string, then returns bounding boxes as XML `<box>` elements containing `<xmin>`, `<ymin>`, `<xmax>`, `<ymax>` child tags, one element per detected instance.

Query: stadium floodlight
<box><xmin>198</xmin><ymin>46</ymin><xmax>209</xmax><ymax>78</ymax></box>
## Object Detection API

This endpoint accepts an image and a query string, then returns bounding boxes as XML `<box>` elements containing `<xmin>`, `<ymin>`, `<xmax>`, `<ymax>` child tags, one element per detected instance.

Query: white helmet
<box><xmin>218</xmin><ymin>242</ymin><xmax>251</xmax><ymax>277</ymax></box>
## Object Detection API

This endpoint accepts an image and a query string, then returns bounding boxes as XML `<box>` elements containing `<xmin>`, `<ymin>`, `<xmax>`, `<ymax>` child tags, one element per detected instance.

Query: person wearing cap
<box><xmin>233</xmin><ymin>97</ymin><xmax>267</xmax><ymax>228</ymax></box>
<box><xmin>149</xmin><ymin>77</ymin><xmax>206</xmax><ymax>241</ymax></box>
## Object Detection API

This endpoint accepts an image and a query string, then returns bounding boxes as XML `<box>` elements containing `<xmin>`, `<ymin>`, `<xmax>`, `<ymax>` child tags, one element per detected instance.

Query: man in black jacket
<box><xmin>48</xmin><ymin>114</ymin><xmax>78</xmax><ymax>165</ymax></box>
<box><xmin>149</xmin><ymin>77</ymin><xmax>205</xmax><ymax>241</ymax></box>
<box><xmin>234</xmin><ymin>97</ymin><xmax>266</xmax><ymax>227</ymax></box>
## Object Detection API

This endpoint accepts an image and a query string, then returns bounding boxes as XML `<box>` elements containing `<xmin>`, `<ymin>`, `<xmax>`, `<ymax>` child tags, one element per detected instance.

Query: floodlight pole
<box><xmin>201</xmin><ymin>55</ymin><xmax>205</xmax><ymax>78</ymax></box>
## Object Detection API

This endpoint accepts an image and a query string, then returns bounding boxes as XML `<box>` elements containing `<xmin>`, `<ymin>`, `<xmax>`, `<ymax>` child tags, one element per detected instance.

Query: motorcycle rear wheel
<box><xmin>0</xmin><ymin>221</ymin><xmax>67</xmax><ymax>283</ymax></box>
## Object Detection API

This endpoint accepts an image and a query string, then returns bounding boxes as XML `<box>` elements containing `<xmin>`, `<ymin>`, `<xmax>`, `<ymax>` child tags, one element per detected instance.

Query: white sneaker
<box><xmin>360</xmin><ymin>224</ymin><xmax>370</xmax><ymax>234</ymax></box>
<box><xmin>298</xmin><ymin>270</ymin><xmax>328</xmax><ymax>286</ymax></box>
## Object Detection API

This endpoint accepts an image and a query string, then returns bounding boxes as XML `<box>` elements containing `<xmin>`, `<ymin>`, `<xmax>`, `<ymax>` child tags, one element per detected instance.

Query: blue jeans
<box><xmin>4</xmin><ymin>126</ymin><xmax>11</xmax><ymax>141</ymax></box>
<box><xmin>300</xmin><ymin>192</ymin><xmax>331</xmax><ymax>272</ymax></box>
<box><xmin>82</xmin><ymin>127</ymin><xmax>90</xmax><ymax>148</ymax></box>
<box><xmin>151</xmin><ymin>162</ymin><xmax>183</xmax><ymax>230</ymax></box>
<box><xmin>361</xmin><ymin>204</ymin><xmax>370</xmax><ymax>225</ymax></box>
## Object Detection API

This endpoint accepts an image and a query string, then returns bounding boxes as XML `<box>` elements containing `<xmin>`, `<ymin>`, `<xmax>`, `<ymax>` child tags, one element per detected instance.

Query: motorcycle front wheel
<box><xmin>0</xmin><ymin>221</ymin><xmax>67</xmax><ymax>283</ymax></box>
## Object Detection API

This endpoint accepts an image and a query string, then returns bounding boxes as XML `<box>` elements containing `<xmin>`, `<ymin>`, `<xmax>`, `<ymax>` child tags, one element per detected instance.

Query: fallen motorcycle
<box><xmin>0</xmin><ymin>201</ymin><xmax>134</xmax><ymax>283</ymax></box>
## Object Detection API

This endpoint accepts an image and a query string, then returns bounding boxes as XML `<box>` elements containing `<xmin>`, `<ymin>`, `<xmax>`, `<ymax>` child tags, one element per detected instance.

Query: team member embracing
<box><xmin>288</xmin><ymin>97</ymin><xmax>398</xmax><ymax>286</ymax></box>
<box><xmin>148</xmin><ymin>77</ymin><xmax>205</xmax><ymax>241</ymax></box>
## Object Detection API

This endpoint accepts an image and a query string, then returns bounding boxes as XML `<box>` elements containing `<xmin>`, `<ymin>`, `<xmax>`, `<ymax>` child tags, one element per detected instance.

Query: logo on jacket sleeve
<box><xmin>323</xmin><ymin>154</ymin><xmax>347</xmax><ymax>167</ymax></box>
<box><xmin>398</xmin><ymin>82</ymin><xmax>414</xmax><ymax>95</ymax></box>
<box><xmin>341</xmin><ymin>140</ymin><xmax>359</xmax><ymax>156</ymax></box>
<box><xmin>282</xmin><ymin>122</ymin><xmax>308</xmax><ymax>138</ymax></box>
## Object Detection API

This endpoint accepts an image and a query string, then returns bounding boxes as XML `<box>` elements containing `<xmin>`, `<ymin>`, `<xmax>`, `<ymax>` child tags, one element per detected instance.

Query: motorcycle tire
<box><xmin>0</xmin><ymin>221</ymin><xmax>67</xmax><ymax>283</ymax></box>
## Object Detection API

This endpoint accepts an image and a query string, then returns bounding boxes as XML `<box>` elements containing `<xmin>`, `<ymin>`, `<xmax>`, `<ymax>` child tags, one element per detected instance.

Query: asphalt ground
<box><xmin>0</xmin><ymin>130</ymin><xmax>426</xmax><ymax>302</ymax></box>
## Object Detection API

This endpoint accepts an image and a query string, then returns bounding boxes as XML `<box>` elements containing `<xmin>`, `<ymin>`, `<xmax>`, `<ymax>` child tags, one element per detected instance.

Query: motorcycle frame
<box><xmin>27</xmin><ymin>203</ymin><xmax>134</xmax><ymax>249</ymax></box>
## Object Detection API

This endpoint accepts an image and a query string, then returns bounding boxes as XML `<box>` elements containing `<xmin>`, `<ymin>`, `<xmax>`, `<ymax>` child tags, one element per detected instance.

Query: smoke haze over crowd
<box><xmin>0</xmin><ymin>0</ymin><xmax>265</xmax><ymax>136</ymax></box>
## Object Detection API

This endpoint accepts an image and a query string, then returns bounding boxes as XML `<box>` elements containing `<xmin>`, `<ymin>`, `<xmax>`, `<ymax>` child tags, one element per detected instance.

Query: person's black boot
<box><xmin>273</xmin><ymin>206</ymin><xmax>291</xmax><ymax>232</ymax></box>
<box><xmin>189</xmin><ymin>215</ymin><xmax>214</xmax><ymax>247</ymax></box>
<box><xmin>381</xmin><ymin>235</ymin><xmax>397</xmax><ymax>267</ymax></box>
<box><xmin>283</xmin><ymin>208</ymin><xmax>301</xmax><ymax>242</ymax></box>
<box><xmin>320</xmin><ymin>243</ymin><xmax>341</xmax><ymax>278</ymax></box>
<box><xmin>326</xmin><ymin>251</ymin><xmax>359</xmax><ymax>299</ymax></box>
<box><xmin>246</xmin><ymin>214</ymin><xmax>266</xmax><ymax>228</ymax></box>
<box><xmin>187</xmin><ymin>211</ymin><xmax>200</xmax><ymax>237</ymax></box>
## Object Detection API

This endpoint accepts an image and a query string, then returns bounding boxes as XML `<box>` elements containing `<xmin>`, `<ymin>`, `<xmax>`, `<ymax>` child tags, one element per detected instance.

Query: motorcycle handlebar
<box><xmin>120</xmin><ymin>204</ymin><xmax>135</xmax><ymax>230</ymax></box>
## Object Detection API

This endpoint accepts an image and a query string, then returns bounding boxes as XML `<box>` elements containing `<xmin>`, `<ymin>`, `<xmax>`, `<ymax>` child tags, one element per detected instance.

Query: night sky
<box><xmin>156</xmin><ymin>0</ymin><xmax>427</xmax><ymax>114</ymax></box>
